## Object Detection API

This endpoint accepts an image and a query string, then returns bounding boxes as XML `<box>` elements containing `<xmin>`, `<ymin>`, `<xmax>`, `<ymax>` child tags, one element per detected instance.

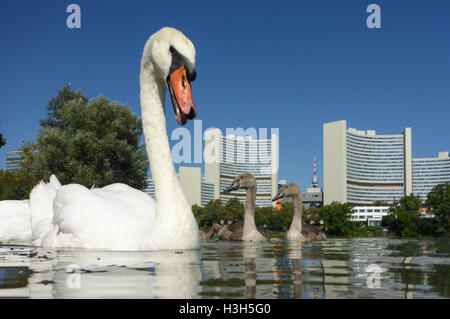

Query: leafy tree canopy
<box><xmin>382</xmin><ymin>195</ymin><xmax>423</xmax><ymax>237</ymax></box>
<box><xmin>0</xmin><ymin>122</ymin><xmax>6</xmax><ymax>149</ymax></box>
<box><xmin>319</xmin><ymin>202</ymin><xmax>354</xmax><ymax>236</ymax></box>
<box><xmin>426</xmin><ymin>183</ymin><xmax>450</xmax><ymax>235</ymax></box>
<box><xmin>19</xmin><ymin>84</ymin><xmax>149</xmax><ymax>192</ymax></box>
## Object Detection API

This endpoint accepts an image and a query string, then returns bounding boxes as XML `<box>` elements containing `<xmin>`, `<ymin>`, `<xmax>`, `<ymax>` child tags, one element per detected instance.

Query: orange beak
<box><xmin>167</xmin><ymin>66</ymin><xmax>197</xmax><ymax>125</ymax></box>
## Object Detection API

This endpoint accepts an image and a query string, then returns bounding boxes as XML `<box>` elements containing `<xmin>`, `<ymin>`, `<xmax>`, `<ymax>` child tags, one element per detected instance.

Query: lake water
<box><xmin>0</xmin><ymin>238</ymin><xmax>449</xmax><ymax>298</ymax></box>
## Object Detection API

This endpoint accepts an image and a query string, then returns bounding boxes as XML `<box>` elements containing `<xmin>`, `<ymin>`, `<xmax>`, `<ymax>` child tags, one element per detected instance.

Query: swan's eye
<box><xmin>169</xmin><ymin>46</ymin><xmax>176</xmax><ymax>54</ymax></box>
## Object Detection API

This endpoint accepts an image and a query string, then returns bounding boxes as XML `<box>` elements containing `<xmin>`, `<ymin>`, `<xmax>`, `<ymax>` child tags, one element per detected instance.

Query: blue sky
<box><xmin>0</xmin><ymin>0</ymin><xmax>449</xmax><ymax>191</ymax></box>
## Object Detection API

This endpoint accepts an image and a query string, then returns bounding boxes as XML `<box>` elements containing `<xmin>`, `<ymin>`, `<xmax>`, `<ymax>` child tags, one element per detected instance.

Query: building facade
<box><xmin>323</xmin><ymin>120</ymin><xmax>412</xmax><ymax>205</ymax></box>
<box><xmin>6</xmin><ymin>150</ymin><xmax>22</xmax><ymax>170</ymax></box>
<box><xmin>350</xmin><ymin>206</ymin><xmax>390</xmax><ymax>226</ymax></box>
<box><xmin>323</xmin><ymin>120</ymin><xmax>449</xmax><ymax>205</ymax></box>
<box><xmin>204</xmin><ymin>128</ymin><xmax>279</xmax><ymax>207</ymax></box>
<box><xmin>413</xmin><ymin>152</ymin><xmax>450</xmax><ymax>201</ymax></box>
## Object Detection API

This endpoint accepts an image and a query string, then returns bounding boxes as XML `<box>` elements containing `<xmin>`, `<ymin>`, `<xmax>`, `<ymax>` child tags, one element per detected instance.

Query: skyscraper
<box><xmin>204</xmin><ymin>128</ymin><xmax>279</xmax><ymax>207</ymax></box>
<box><xmin>323</xmin><ymin>120</ymin><xmax>449</xmax><ymax>205</ymax></box>
<box><xmin>6</xmin><ymin>150</ymin><xmax>22</xmax><ymax>170</ymax></box>
<box><xmin>323</xmin><ymin>120</ymin><xmax>411</xmax><ymax>205</ymax></box>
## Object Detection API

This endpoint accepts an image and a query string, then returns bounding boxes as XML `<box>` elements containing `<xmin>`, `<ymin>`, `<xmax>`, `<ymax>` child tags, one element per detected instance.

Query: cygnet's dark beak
<box><xmin>223</xmin><ymin>179</ymin><xmax>240</xmax><ymax>193</ymax></box>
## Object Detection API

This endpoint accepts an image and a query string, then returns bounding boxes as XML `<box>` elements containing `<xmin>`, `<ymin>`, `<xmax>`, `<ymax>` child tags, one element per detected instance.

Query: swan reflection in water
<box><xmin>1</xmin><ymin>238</ymin><xmax>448</xmax><ymax>298</ymax></box>
<box><xmin>0</xmin><ymin>246</ymin><xmax>202</xmax><ymax>298</ymax></box>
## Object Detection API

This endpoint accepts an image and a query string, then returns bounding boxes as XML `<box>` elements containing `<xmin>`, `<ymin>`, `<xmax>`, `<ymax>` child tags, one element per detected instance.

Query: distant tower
<box><xmin>312</xmin><ymin>155</ymin><xmax>319</xmax><ymax>188</ymax></box>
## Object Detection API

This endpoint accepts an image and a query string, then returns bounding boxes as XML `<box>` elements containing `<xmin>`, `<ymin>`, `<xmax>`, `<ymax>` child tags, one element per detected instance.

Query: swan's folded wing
<box><xmin>0</xmin><ymin>200</ymin><xmax>31</xmax><ymax>244</ymax></box>
<box><xmin>50</xmin><ymin>183</ymin><xmax>156</xmax><ymax>250</ymax></box>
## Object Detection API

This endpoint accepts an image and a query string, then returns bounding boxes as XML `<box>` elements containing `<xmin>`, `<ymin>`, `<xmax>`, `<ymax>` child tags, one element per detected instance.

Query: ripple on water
<box><xmin>0</xmin><ymin>238</ymin><xmax>449</xmax><ymax>298</ymax></box>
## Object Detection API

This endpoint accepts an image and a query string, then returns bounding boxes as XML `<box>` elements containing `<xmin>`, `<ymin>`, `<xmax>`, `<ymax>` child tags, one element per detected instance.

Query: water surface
<box><xmin>0</xmin><ymin>238</ymin><xmax>448</xmax><ymax>298</ymax></box>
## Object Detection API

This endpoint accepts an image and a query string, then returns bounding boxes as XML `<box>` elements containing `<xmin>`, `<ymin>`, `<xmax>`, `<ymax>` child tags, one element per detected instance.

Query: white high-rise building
<box><xmin>323</xmin><ymin>120</ymin><xmax>412</xmax><ymax>205</ymax></box>
<box><xmin>413</xmin><ymin>152</ymin><xmax>450</xmax><ymax>201</ymax></box>
<box><xmin>323</xmin><ymin>120</ymin><xmax>449</xmax><ymax>205</ymax></box>
<box><xmin>6</xmin><ymin>150</ymin><xmax>22</xmax><ymax>170</ymax></box>
<box><xmin>204</xmin><ymin>128</ymin><xmax>279</xmax><ymax>207</ymax></box>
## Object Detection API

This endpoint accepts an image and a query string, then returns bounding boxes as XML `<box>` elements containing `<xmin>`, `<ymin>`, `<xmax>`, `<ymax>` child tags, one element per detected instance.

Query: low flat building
<box><xmin>350</xmin><ymin>206</ymin><xmax>390</xmax><ymax>226</ymax></box>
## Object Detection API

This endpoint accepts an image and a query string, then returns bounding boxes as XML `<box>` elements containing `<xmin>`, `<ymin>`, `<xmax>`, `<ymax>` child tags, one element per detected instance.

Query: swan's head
<box><xmin>143</xmin><ymin>27</ymin><xmax>197</xmax><ymax>125</ymax></box>
<box><xmin>224</xmin><ymin>173</ymin><xmax>256</xmax><ymax>193</ymax></box>
<box><xmin>272</xmin><ymin>183</ymin><xmax>301</xmax><ymax>201</ymax></box>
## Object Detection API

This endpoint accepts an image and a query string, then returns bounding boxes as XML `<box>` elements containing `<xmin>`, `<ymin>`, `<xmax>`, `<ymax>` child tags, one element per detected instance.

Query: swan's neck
<box><xmin>289</xmin><ymin>194</ymin><xmax>303</xmax><ymax>233</ymax></box>
<box><xmin>243</xmin><ymin>186</ymin><xmax>257</xmax><ymax>233</ymax></box>
<box><xmin>140</xmin><ymin>64</ymin><xmax>189</xmax><ymax>217</ymax></box>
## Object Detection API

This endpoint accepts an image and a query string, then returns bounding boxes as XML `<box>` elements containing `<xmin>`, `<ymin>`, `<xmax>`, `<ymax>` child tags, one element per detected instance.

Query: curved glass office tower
<box><xmin>346</xmin><ymin>128</ymin><xmax>407</xmax><ymax>204</ymax></box>
<box><xmin>323</xmin><ymin>120</ymin><xmax>412</xmax><ymax>205</ymax></box>
<box><xmin>413</xmin><ymin>152</ymin><xmax>450</xmax><ymax>201</ymax></box>
<box><xmin>204</xmin><ymin>128</ymin><xmax>279</xmax><ymax>207</ymax></box>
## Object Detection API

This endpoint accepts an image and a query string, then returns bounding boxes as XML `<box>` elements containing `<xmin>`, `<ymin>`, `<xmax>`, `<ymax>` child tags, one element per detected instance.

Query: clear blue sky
<box><xmin>1</xmin><ymin>0</ymin><xmax>449</xmax><ymax>191</ymax></box>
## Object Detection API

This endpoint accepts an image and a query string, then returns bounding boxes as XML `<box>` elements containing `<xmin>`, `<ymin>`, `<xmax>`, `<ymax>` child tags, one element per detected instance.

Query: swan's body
<box><xmin>0</xmin><ymin>174</ymin><xmax>61</xmax><ymax>245</ymax></box>
<box><xmin>272</xmin><ymin>184</ymin><xmax>326</xmax><ymax>242</ymax></box>
<box><xmin>217</xmin><ymin>173</ymin><xmax>269</xmax><ymax>242</ymax></box>
<box><xmin>0</xmin><ymin>27</ymin><xmax>200</xmax><ymax>250</ymax></box>
<box><xmin>0</xmin><ymin>200</ymin><xmax>31</xmax><ymax>244</ymax></box>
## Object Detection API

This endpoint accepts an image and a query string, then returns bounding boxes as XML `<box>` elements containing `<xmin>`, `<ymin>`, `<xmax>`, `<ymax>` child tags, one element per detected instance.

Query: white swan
<box><xmin>0</xmin><ymin>27</ymin><xmax>200</xmax><ymax>251</ymax></box>
<box><xmin>0</xmin><ymin>175</ymin><xmax>61</xmax><ymax>245</ymax></box>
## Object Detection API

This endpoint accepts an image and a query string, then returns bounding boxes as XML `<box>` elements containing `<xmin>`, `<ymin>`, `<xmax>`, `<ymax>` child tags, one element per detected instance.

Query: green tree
<box><xmin>0</xmin><ymin>122</ymin><xmax>6</xmax><ymax>149</ymax></box>
<box><xmin>304</xmin><ymin>206</ymin><xmax>321</xmax><ymax>224</ymax></box>
<box><xmin>40</xmin><ymin>83</ymin><xmax>89</xmax><ymax>129</ymax></box>
<box><xmin>19</xmin><ymin>85</ymin><xmax>149</xmax><ymax>191</ymax></box>
<box><xmin>0</xmin><ymin>169</ymin><xmax>32</xmax><ymax>200</ymax></box>
<box><xmin>255</xmin><ymin>206</ymin><xmax>275</xmax><ymax>228</ymax></box>
<box><xmin>426</xmin><ymin>183</ymin><xmax>450</xmax><ymax>236</ymax></box>
<box><xmin>372</xmin><ymin>200</ymin><xmax>391</xmax><ymax>207</ymax></box>
<box><xmin>319</xmin><ymin>202</ymin><xmax>354</xmax><ymax>236</ymax></box>
<box><xmin>382</xmin><ymin>195</ymin><xmax>423</xmax><ymax>237</ymax></box>
<box><xmin>223</xmin><ymin>198</ymin><xmax>244</xmax><ymax>222</ymax></box>
<box><xmin>204</xmin><ymin>199</ymin><xmax>226</xmax><ymax>223</ymax></box>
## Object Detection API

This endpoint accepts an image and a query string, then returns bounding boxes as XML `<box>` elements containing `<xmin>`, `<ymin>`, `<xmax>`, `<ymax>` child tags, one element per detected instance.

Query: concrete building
<box><xmin>350</xmin><ymin>206</ymin><xmax>390</xmax><ymax>226</ymax></box>
<box><xmin>323</xmin><ymin>120</ymin><xmax>449</xmax><ymax>205</ymax></box>
<box><xmin>323</xmin><ymin>120</ymin><xmax>412</xmax><ymax>205</ymax></box>
<box><xmin>413</xmin><ymin>152</ymin><xmax>450</xmax><ymax>201</ymax></box>
<box><xmin>204</xmin><ymin>128</ymin><xmax>279</xmax><ymax>207</ymax></box>
<box><xmin>6</xmin><ymin>150</ymin><xmax>22</xmax><ymax>170</ymax></box>
<box><xmin>142</xmin><ymin>177</ymin><xmax>155</xmax><ymax>199</ymax></box>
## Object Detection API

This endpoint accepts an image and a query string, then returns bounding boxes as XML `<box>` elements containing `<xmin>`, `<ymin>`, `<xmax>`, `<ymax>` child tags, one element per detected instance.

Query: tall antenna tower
<box><xmin>312</xmin><ymin>155</ymin><xmax>318</xmax><ymax>188</ymax></box>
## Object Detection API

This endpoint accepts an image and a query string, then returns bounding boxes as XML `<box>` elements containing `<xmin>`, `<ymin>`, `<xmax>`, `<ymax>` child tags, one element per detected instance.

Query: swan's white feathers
<box><xmin>48</xmin><ymin>183</ymin><xmax>156</xmax><ymax>250</ymax></box>
<box><xmin>144</xmin><ymin>27</ymin><xmax>196</xmax><ymax>80</ymax></box>
<box><xmin>0</xmin><ymin>27</ymin><xmax>200</xmax><ymax>251</ymax></box>
<box><xmin>0</xmin><ymin>200</ymin><xmax>31</xmax><ymax>244</ymax></box>
<box><xmin>29</xmin><ymin>175</ymin><xmax>61</xmax><ymax>245</ymax></box>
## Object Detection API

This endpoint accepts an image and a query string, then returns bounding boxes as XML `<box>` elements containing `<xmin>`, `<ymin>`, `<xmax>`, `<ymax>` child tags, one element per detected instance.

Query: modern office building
<box><xmin>323</xmin><ymin>120</ymin><xmax>449</xmax><ymax>205</ymax></box>
<box><xmin>204</xmin><ymin>128</ymin><xmax>279</xmax><ymax>207</ymax></box>
<box><xmin>413</xmin><ymin>152</ymin><xmax>450</xmax><ymax>201</ymax></box>
<box><xmin>143</xmin><ymin>166</ymin><xmax>215</xmax><ymax>207</ymax></box>
<box><xmin>350</xmin><ymin>206</ymin><xmax>390</xmax><ymax>226</ymax></box>
<box><xmin>201</xmin><ymin>178</ymin><xmax>215</xmax><ymax>206</ymax></box>
<box><xmin>323</xmin><ymin>120</ymin><xmax>412</xmax><ymax>205</ymax></box>
<box><xmin>6</xmin><ymin>150</ymin><xmax>22</xmax><ymax>170</ymax></box>
<box><xmin>143</xmin><ymin>177</ymin><xmax>155</xmax><ymax>199</ymax></box>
